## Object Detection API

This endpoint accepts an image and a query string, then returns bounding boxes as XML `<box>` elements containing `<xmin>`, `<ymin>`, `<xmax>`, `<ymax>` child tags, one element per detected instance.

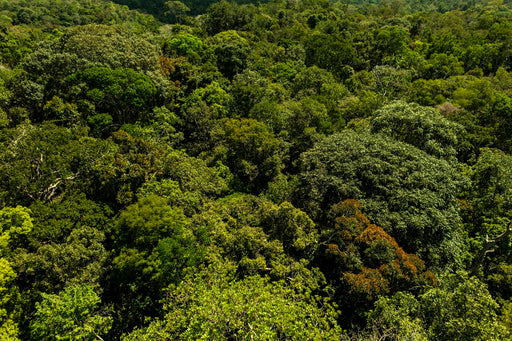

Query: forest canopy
<box><xmin>1</xmin><ymin>0</ymin><xmax>512</xmax><ymax>339</ymax></box>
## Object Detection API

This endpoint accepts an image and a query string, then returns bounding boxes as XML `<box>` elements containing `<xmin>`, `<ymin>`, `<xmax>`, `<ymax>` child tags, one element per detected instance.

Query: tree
<box><xmin>230</xmin><ymin>70</ymin><xmax>275</xmax><ymax>116</ymax></box>
<box><xmin>17</xmin><ymin>24</ymin><xmax>163</xmax><ymax>121</ymax></box>
<box><xmin>193</xmin><ymin>194</ymin><xmax>318</xmax><ymax>271</ymax></box>
<box><xmin>82</xmin><ymin>129</ymin><xmax>167</xmax><ymax>207</ymax></box>
<box><xmin>106</xmin><ymin>195</ymin><xmax>202</xmax><ymax>337</ymax></box>
<box><xmin>0</xmin><ymin>206</ymin><xmax>33</xmax><ymax>252</ymax></box>
<box><xmin>297</xmin><ymin>130</ymin><xmax>467</xmax><ymax>268</ymax></box>
<box><xmin>164</xmin><ymin>1</ymin><xmax>190</xmax><ymax>24</ymax></box>
<box><xmin>0</xmin><ymin>123</ymin><xmax>114</xmax><ymax>206</ymax></box>
<box><xmin>113</xmin><ymin>195</ymin><xmax>188</xmax><ymax>251</ymax></box>
<box><xmin>3</xmin><ymin>196</ymin><xmax>112</xmax><ymax>339</ymax></box>
<box><xmin>319</xmin><ymin>199</ymin><xmax>436</xmax><ymax>324</ymax></box>
<box><xmin>467</xmin><ymin>148</ymin><xmax>512</xmax><ymax>227</ymax></box>
<box><xmin>462</xmin><ymin>148</ymin><xmax>512</xmax><ymax>274</ymax></box>
<box><xmin>66</xmin><ymin>67</ymin><xmax>157</xmax><ymax>124</ymax></box>
<box><xmin>370</xmin><ymin>101</ymin><xmax>464</xmax><ymax>162</ymax></box>
<box><xmin>248</xmin><ymin>100</ymin><xmax>290</xmax><ymax>135</ymax></box>
<box><xmin>451</xmin><ymin>77</ymin><xmax>494</xmax><ymax>112</ymax></box>
<box><xmin>0</xmin><ymin>0</ymin><xmax>159</xmax><ymax>30</ymax></box>
<box><xmin>180</xmin><ymin>81</ymin><xmax>232</xmax><ymax>154</ymax></box>
<box><xmin>124</xmin><ymin>261</ymin><xmax>341</xmax><ymax>340</ymax></box>
<box><xmin>108</xmin><ymin>0</ymin><xmax>168</xmax><ymax>18</ymax></box>
<box><xmin>209</xmin><ymin>118</ymin><xmax>284</xmax><ymax>193</ymax></box>
<box><xmin>291</xmin><ymin>66</ymin><xmax>337</xmax><ymax>98</ymax></box>
<box><xmin>14</xmin><ymin>226</ymin><xmax>107</xmax><ymax>294</ymax></box>
<box><xmin>0</xmin><ymin>75</ymin><xmax>13</xmax><ymax>127</ymax></box>
<box><xmin>354</xmin><ymin>291</ymin><xmax>428</xmax><ymax>340</ymax></box>
<box><xmin>45</xmin><ymin>24</ymin><xmax>159</xmax><ymax>72</ymax></box>
<box><xmin>203</xmin><ymin>1</ymin><xmax>254</xmax><ymax>35</ymax></box>
<box><xmin>162</xmin><ymin>32</ymin><xmax>205</xmax><ymax>62</ymax></box>
<box><xmin>423</xmin><ymin>53</ymin><xmax>464</xmax><ymax>79</ymax></box>
<box><xmin>371</xmin><ymin>65</ymin><xmax>411</xmax><ymax>101</ymax></box>
<box><xmin>0</xmin><ymin>205</ymin><xmax>33</xmax><ymax>341</ymax></box>
<box><xmin>368</xmin><ymin>273</ymin><xmax>509</xmax><ymax>340</ymax></box>
<box><xmin>371</xmin><ymin>25</ymin><xmax>410</xmax><ymax>66</ymax></box>
<box><xmin>304</xmin><ymin>33</ymin><xmax>357</xmax><ymax>79</ymax></box>
<box><xmin>282</xmin><ymin>97</ymin><xmax>330</xmax><ymax>167</ymax></box>
<box><xmin>0</xmin><ymin>258</ymin><xmax>18</xmax><ymax>341</ymax></box>
<box><xmin>122</xmin><ymin>106</ymin><xmax>184</xmax><ymax>145</ymax></box>
<box><xmin>41</xmin><ymin>96</ymin><xmax>80</xmax><ymax>125</ymax></box>
<box><xmin>407</xmin><ymin>78</ymin><xmax>454</xmax><ymax>106</ymax></box>
<box><xmin>487</xmin><ymin>93</ymin><xmax>512</xmax><ymax>152</ymax></box>
<box><xmin>211</xmin><ymin>30</ymin><xmax>250</xmax><ymax>80</ymax></box>
<box><xmin>30</xmin><ymin>284</ymin><xmax>111</xmax><ymax>341</ymax></box>
<box><xmin>135</xmin><ymin>147</ymin><xmax>230</xmax><ymax>217</ymax></box>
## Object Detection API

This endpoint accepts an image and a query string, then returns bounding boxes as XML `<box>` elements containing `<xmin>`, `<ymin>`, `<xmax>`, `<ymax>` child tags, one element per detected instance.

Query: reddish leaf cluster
<box><xmin>328</xmin><ymin>199</ymin><xmax>437</xmax><ymax>300</ymax></box>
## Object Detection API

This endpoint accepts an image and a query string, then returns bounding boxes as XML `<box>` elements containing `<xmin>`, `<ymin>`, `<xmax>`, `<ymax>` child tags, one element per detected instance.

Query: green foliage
<box><xmin>371</xmin><ymin>65</ymin><xmax>411</xmax><ymax>100</ymax></box>
<box><xmin>0</xmin><ymin>24</ymin><xmax>34</xmax><ymax>69</ymax></box>
<box><xmin>192</xmin><ymin>193</ymin><xmax>319</xmax><ymax>283</ymax></box>
<box><xmin>66</xmin><ymin>67</ymin><xmax>158</xmax><ymax>124</ymax></box>
<box><xmin>360</xmin><ymin>291</ymin><xmax>428</xmax><ymax>341</ymax></box>
<box><xmin>230</xmin><ymin>69</ymin><xmax>276</xmax><ymax>115</ymax></box>
<box><xmin>211</xmin><ymin>30</ymin><xmax>250</xmax><ymax>80</ymax></box>
<box><xmin>424</xmin><ymin>53</ymin><xmax>465</xmax><ymax>79</ymax></box>
<box><xmin>0</xmin><ymin>205</ymin><xmax>32</xmax><ymax>341</ymax></box>
<box><xmin>0</xmin><ymin>258</ymin><xmax>19</xmax><ymax>341</ymax></box>
<box><xmin>51</xmin><ymin>24</ymin><xmax>159</xmax><ymax>71</ymax></box>
<box><xmin>203</xmin><ymin>1</ymin><xmax>255</xmax><ymax>35</ymax></box>
<box><xmin>5</xmin><ymin>0</ymin><xmax>512</xmax><ymax>338</ymax></box>
<box><xmin>291</xmin><ymin>66</ymin><xmax>337</xmax><ymax>98</ymax></box>
<box><xmin>209</xmin><ymin>118</ymin><xmax>283</xmax><ymax>193</ymax></box>
<box><xmin>164</xmin><ymin>1</ymin><xmax>190</xmax><ymax>24</ymax></box>
<box><xmin>180</xmin><ymin>81</ymin><xmax>232</xmax><ymax>153</ymax></box>
<box><xmin>124</xmin><ymin>261</ymin><xmax>341</xmax><ymax>340</ymax></box>
<box><xmin>113</xmin><ymin>195</ymin><xmax>188</xmax><ymax>251</ymax></box>
<box><xmin>161</xmin><ymin>149</ymin><xmax>230</xmax><ymax>198</ymax></box>
<box><xmin>468</xmin><ymin>148</ymin><xmax>512</xmax><ymax>225</ymax></box>
<box><xmin>14</xmin><ymin>226</ymin><xmax>107</xmax><ymax>293</ymax></box>
<box><xmin>20</xmin><ymin>24</ymin><xmax>159</xmax><ymax>84</ymax></box>
<box><xmin>304</xmin><ymin>33</ymin><xmax>357</xmax><ymax>78</ymax></box>
<box><xmin>248</xmin><ymin>100</ymin><xmax>290</xmax><ymax>134</ymax></box>
<box><xmin>487</xmin><ymin>263</ymin><xmax>512</xmax><ymax>300</ymax></box>
<box><xmin>163</xmin><ymin>32</ymin><xmax>205</xmax><ymax>60</ymax></box>
<box><xmin>368</xmin><ymin>273</ymin><xmax>509</xmax><ymax>340</ymax></box>
<box><xmin>5</xmin><ymin>197</ymin><xmax>110</xmax><ymax>339</ymax></box>
<box><xmin>16</xmin><ymin>23</ymin><xmax>163</xmax><ymax>121</ymax></box>
<box><xmin>42</xmin><ymin>96</ymin><xmax>80</xmax><ymax>125</ymax></box>
<box><xmin>284</xmin><ymin>97</ymin><xmax>330</xmax><ymax>162</ymax></box>
<box><xmin>407</xmin><ymin>78</ymin><xmax>453</xmax><ymax>106</ymax></box>
<box><xmin>30</xmin><ymin>284</ymin><xmax>111</xmax><ymax>341</ymax></box>
<box><xmin>370</xmin><ymin>101</ymin><xmax>463</xmax><ymax>161</ymax></box>
<box><xmin>107</xmin><ymin>195</ymin><xmax>202</xmax><ymax>336</ymax></box>
<box><xmin>484</xmin><ymin>92</ymin><xmax>512</xmax><ymax>152</ymax></box>
<box><xmin>0</xmin><ymin>0</ymin><xmax>158</xmax><ymax>31</ymax></box>
<box><xmin>0</xmin><ymin>123</ymin><xmax>114</xmax><ymax>205</ymax></box>
<box><xmin>462</xmin><ymin>148</ymin><xmax>512</xmax><ymax>274</ymax></box>
<box><xmin>372</xmin><ymin>25</ymin><xmax>410</xmax><ymax>65</ymax></box>
<box><xmin>452</xmin><ymin>78</ymin><xmax>494</xmax><ymax>112</ymax></box>
<box><xmin>136</xmin><ymin>148</ymin><xmax>230</xmax><ymax>216</ymax></box>
<box><xmin>297</xmin><ymin>130</ymin><xmax>467</xmax><ymax>268</ymax></box>
<box><xmin>0</xmin><ymin>206</ymin><xmax>32</xmax><ymax>252</ymax></box>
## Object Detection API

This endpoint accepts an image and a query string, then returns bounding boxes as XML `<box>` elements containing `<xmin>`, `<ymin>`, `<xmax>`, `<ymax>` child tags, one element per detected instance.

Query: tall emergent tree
<box><xmin>297</xmin><ymin>130</ymin><xmax>467</xmax><ymax>269</ymax></box>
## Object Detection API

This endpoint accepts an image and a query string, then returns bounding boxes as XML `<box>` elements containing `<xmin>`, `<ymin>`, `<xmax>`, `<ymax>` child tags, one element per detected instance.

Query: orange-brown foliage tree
<box><xmin>320</xmin><ymin>199</ymin><xmax>437</xmax><ymax>323</ymax></box>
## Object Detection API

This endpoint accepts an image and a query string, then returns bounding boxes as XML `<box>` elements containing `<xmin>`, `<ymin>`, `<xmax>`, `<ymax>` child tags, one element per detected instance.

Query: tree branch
<box><xmin>470</xmin><ymin>220</ymin><xmax>512</xmax><ymax>276</ymax></box>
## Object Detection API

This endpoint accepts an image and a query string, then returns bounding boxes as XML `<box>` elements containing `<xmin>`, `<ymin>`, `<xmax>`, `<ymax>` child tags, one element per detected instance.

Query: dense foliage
<box><xmin>2</xmin><ymin>0</ymin><xmax>512</xmax><ymax>339</ymax></box>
